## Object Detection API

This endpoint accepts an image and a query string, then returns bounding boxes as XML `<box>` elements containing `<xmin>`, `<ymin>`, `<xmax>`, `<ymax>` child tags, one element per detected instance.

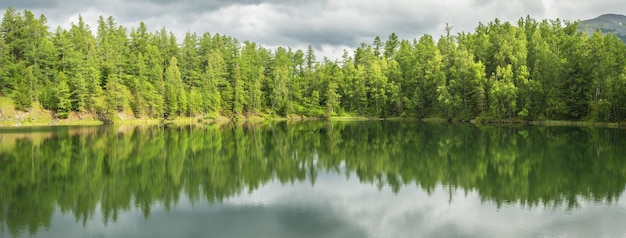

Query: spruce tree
<box><xmin>55</xmin><ymin>72</ymin><xmax>72</xmax><ymax>119</ymax></box>
<box><xmin>12</xmin><ymin>65</ymin><xmax>34</xmax><ymax>111</ymax></box>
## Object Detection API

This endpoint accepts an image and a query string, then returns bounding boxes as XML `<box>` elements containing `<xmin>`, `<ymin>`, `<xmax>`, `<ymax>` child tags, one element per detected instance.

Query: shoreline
<box><xmin>1</xmin><ymin>115</ymin><xmax>624</xmax><ymax>129</ymax></box>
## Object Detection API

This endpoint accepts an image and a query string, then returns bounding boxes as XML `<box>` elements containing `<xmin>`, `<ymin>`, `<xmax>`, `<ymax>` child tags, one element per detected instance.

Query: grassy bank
<box><xmin>1</xmin><ymin>96</ymin><xmax>624</xmax><ymax>128</ymax></box>
<box><xmin>527</xmin><ymin>120</ymin><xmax>622</xmax><ymax>128</ymax></box>
<box><xmin>2</xmin><ymin>114</ymin><xmax>623</xmax><ymax>129</ymax></box>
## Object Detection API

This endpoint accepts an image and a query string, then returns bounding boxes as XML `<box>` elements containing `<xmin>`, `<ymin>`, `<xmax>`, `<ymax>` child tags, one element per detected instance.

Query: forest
<box><xmin>1</xmin><ymin>7</ymin><xmax>626</xmax><ymax>122</ymax></box>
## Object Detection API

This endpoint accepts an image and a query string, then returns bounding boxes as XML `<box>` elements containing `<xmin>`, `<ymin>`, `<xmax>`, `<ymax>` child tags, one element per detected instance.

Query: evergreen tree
<box><xmin>132</xmin><ymin>53</ymin><xmax>148</xmax><ymax>117</ymax></box>
<box><xmin>187</xmin><ymin>87</ymin><xmax>202</xmax><ymax>116</ymax></box>
<box><xmin>103</xmin><ymin>72</ymin><xmax>125</xmax><ymax>119</ymax></box>
<box><xmin>384</xmin><ymin>32</ymin><xmax>400</xmax><ymax>60</ymax></box>
<box><xmin>70</xmin><ymin>15</ymin><xmax>101</xmax><ymax>112</ymax></box>
<box><xmin>413</xmin><ymin>35</ymin><xmax>444</xmax><ymax>118</ymax></box>
<box><xmin>325</xmin><ymin>79</ymin><xmax>340</xmax><ymax>118</ymax></box>
<box><xmin>558</xmin><ymin>22</ymin><xmax>592</xmax><ymax>119</ymax></box>
<box><xmin>55</xmin><ymin>72</ymin><xmax>72</xmax><ymax>119</ymax></box>
<box><xmin>179</xmin><ymin>32</ymin><xmax>201</xmax><ymax>116</ymax></box>
<box><xmin>232</xmin><ymin>64</ymin><xmax>246</xmax><ymax>117</ymax></box>
<box><xmin>269</xmin><ymin>47</ymin><xmax>291</xmax><ymax>116</ymax></box>
<box><xmin>12</xmin><ymin>65</ymin><xmax>34</xmax><ymax>111</ymax></box>
<box><xmin>203</xmin><ymin>51</ymin><xmax>225</xmax><ymax>115</ymax></box>
<box><xmin>339</xmin><ymin>59</ymin><xmax>357</xmax><ymax>113</ymax></box>
<box><xmin>368</xmin><ymin>59</ymin><xmax>388</xmax><ymax>116</ymax></box>
<box><xmin>69</xmin><ymin>72</ymin><xmax>87</xmax><ymax>112</ymax></box>
<box><xmin>373</xmin><ymin>36</ymin><xmax>383</xmax><ymax>58</ymax></box>
<box><xmin>144</xmin><ymin>44</ymin><xmax>165</xmax><ymax>117</ymax></box>
<box><xmin>164</xmin><ymin>57</ymin><xmax>183</xmax><ymax>118</ymax></box>
<box><xmin>385</xmin><ymin>59</ymin><xmax>403</xmax><ymax>115</ymax></box>
<box><xmin>240</xmin><ymin>41</ymin><xmax>266</xmax><ymax>114</ymax></box>
<box><xmin>0</xmin><ymin>7</ymin><xmax>24</xmax><ymax>94</ymax></box>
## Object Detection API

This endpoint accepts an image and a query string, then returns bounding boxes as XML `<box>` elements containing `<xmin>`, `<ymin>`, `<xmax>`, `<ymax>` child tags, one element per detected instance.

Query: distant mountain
<box><xmin>578</xmin><ymin>14</ymin><xmax>626</xmax><ymax>43</ymax></box>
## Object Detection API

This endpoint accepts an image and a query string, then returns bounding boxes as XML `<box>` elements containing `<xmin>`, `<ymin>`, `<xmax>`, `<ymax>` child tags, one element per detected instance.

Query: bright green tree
<box><xmin>103</xmin><ymin>73</ymin><xmax>125</xmax><ymax>120</ymax></box>
<box><xmin>203</xmin><ymin>51</ymin><xmax>224</xmax><ymax>115</ymax></box>
<box><xmin>232</xmin><ymin>65</ymin><xmax>246</xmax><ymax>117</ymax></box>
<box><xmin>269</xmin><ymin>48</ymin><xmax>291</xmax><ymax>116</ymax></box>
<box><xmin>55</xmin><ymin>72</ymin><xmax>72</xmax><ymax>118</ymax></box>
<box><xmin>489</xmin><ymin>65</ymin><xmax>518</xmax><ymax>119</ymax></box>
<box><xmin>164</xmin><ymin>56</ymin><xmax>183</xmax><ymax>118</ymax></box>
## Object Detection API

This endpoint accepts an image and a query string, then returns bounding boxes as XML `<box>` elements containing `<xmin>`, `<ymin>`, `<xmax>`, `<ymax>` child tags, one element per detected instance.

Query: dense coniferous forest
<box><xmin>1</xmin><ymin>7</ymin><xmax>626</xmax><ymax>122</ymax></box>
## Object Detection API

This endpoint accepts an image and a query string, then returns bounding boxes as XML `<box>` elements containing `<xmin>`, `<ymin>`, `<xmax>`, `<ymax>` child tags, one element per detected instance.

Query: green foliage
<box><xmin>12</xmin><ymin>64</ymin><xmax>34</xmax><ymax>111</ymax></box>
<box><xmin>186</xmin><ymin>87</ymin><xmax>201</xmax><ymax>116</ymax></box>
<box><xmin>103</xmin><ymin>73</ymin><xmax>125</xmax><ymax>119</ymax></box>
<box><xmin>69</xmin><ymin>72</ymin><xmax>87</xmax><ymax>112</ymax></box>
<box><xmin>489</xmin><ymin>65</ymin><xmax>518</xmax><ymax>119</ymax></box>
<box><xmin>164</xmin><ymin>57</ymin><xmax>183</xmax><ymax>118</ymax></box>
<box><xmin>231</xmin><ymin>65</ymin><xmax>246</xmax><ymax>117</ymax></box>
<box><xmin>1</xmin><ymin>8</ymin><xmax>626</xmax><ymax>122</ymax></box>
<box><xmin>269</xmin><ymin>48</ymin><xmax>291</xmax><ymax>116</ymax></box>
<box><xmin>202</xmin><ymin>51</ymin><xmax>223</xmax><ymax>114</ymax></box>
<box><xmin>55</xmin><ymin>71</ymin><xmax>72</xmax><ymax>118</ymax></box>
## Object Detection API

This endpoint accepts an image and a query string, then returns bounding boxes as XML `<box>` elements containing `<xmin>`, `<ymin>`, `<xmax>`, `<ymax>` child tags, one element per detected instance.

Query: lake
<box><xmin>1</xmin><ymin>121</ymin><xmax>626</xmax><ymax>238</ymax></box>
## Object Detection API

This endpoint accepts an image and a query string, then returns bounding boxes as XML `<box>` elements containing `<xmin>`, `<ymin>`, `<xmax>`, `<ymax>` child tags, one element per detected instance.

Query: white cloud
<box><xmin>0</xmin><ymin>0</ymin><xmax>624</xmax><ymax>59</ymax></box>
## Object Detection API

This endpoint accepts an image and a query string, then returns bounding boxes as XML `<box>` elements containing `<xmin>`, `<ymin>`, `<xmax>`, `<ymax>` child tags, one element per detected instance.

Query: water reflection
<box><xmin>1</xmin><ymin>122</ymin><xmax>626</xmax><ymax>237</ymax></box>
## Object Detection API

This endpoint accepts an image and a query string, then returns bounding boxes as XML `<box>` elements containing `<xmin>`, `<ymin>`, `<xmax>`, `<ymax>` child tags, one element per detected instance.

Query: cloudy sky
<box><xmin>1</xmin><ymin>0</ymin><xmax>624</xmax><ymax>59</ymax></box>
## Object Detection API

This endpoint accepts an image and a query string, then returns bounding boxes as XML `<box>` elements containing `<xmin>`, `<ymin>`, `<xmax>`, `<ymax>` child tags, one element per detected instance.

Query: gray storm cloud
<box><xmin>0</xmin><ymin>0</ymin><xmax>623</xmax><ymax>59</ymax></box>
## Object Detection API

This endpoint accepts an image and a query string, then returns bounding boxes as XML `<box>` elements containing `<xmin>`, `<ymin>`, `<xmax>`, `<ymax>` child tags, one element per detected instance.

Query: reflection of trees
<box><xmin>1</xmin><ymin>122</ymin><xmax>626</xmax><ymax>236</ymax></box>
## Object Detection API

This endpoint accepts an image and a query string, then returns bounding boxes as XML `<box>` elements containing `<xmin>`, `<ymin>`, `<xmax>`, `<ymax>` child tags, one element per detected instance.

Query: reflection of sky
<box><xmin>8</xmin><ymin>171</ymin><xmax>626</xmax><ymax>238</ymax></box>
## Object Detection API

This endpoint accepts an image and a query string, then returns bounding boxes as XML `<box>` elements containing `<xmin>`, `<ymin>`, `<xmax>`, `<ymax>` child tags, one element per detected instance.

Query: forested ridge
<box><xmin>1</xmin><ymin>7</ymin><xmax>626</xmax><ymax>122</ymax></box>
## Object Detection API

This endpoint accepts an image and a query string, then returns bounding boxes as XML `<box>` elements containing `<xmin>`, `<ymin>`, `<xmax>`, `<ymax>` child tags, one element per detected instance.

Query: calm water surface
<box><xmin>1</xmin><ymin>121</ymin><xmax>626</xmax><ymax>238</ymax></box>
